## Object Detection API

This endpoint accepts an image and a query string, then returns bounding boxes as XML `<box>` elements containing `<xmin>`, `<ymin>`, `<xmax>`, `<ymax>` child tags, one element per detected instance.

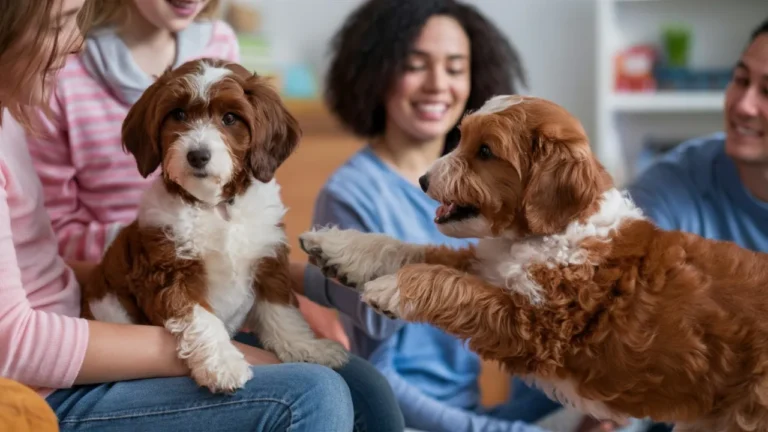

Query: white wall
<box><xmin>230</xmin><ymin>0</ymin><xmax>599</xmax><ymax>139</ymax></box>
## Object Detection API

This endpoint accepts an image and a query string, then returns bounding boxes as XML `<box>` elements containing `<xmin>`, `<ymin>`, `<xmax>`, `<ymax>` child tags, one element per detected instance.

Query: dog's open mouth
<box><xmin>434</xmin><ymin>202</ymin><xmax>479</xmax><ymax>224</ymax></box>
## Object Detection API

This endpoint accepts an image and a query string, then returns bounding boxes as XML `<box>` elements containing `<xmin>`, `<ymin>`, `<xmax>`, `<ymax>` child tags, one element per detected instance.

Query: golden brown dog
<box><xmin>299</xmin><ymin>95</ymin><xmax>768</xmax><ymax>431</ymax></box>
<box><xmin>82</xmin><ymin>58</ymin><xmax>348</xmax><ymax>394</ymax></box>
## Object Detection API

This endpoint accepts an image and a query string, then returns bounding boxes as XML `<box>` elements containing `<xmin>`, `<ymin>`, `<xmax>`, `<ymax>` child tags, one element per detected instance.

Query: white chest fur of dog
<box><xmin>138</xmin><ymin>177</ymin><xmax>287</xmax><ymax>334</ymax></box>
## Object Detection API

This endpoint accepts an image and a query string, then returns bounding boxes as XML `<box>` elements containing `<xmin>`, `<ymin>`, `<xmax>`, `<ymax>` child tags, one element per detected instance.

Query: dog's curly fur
<box><xmin>299</xmin><ymin>95</ymin><xmax>768</xmax><ymax>431</ymax></box>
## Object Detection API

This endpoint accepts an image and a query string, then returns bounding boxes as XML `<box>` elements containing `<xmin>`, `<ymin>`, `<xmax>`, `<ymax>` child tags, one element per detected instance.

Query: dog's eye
<box><xmin>477</xmin><ymin>144</ymin><xmax>493</xmax><ymax>160</ymax></box>
<box><xmin>222</xmin><ymin>113</ymin><xmax>237</xmax><ymax>126</ymax></box>
<box><xmin>170</xmin><ymin>109</ymin><xmax>186</xmax><ymax>122</ymax></box>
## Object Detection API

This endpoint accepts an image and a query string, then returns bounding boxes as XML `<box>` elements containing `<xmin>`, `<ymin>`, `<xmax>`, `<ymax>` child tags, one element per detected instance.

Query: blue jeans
<box><xmin>46</xmin><ymin>333</ymin><xmax>404</xmax><ymax>432</ymax></box>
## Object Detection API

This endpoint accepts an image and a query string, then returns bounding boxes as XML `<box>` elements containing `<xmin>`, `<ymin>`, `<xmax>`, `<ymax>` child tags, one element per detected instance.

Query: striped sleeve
<box><xmin>26</xmin><ymin>78</ymin><xmax>123</xmax><ymax>263</ymax></box>
<box><xmin>211</xmin><ymin>20</ymin><xmax>241</xmax><ymax>63</ymax></box>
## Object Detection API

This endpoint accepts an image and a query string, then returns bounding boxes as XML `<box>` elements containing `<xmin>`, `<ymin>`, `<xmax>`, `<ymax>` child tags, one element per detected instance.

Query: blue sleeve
<box><xmin>378</xmin><ymin>367</ymin><xmax>548</xmax><ymax>432</ymax></box>
<box><xmin>302</xmin><ymin>188</ymin><xmax>406</xmax><ymax>341</ymax></box>
<box><xmin>625</xmin><ymin>162</ymin><xmax>699</xmax><ymax>232</ymax></box>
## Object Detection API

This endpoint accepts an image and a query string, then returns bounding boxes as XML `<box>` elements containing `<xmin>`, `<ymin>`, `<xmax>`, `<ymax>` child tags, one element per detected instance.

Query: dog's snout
<box><xmin>419</xmin><ymin>174</ymin><xmax>430</xmax><ymax>192</ymax></box>
<box><xmin>187</xmin><ymin>148</ymin><xmax>211</xmax><ymax>169</ymax></box>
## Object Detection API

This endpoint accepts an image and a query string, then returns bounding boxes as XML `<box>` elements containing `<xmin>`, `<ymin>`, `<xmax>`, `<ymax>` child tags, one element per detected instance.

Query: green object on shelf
<box><xmin>237</xmin><ymin>34</ymin><xmax>271</xmax><ymax>57</ymax></box>
<box><xmin>662</xmin><ymin>24</ymin><xmax>691</xmax><ymax>68</ymax></box>
<box><xmin>237</xmin><ymin>33</ymin><xmax>277</xmax><ymax>76</ymax></box>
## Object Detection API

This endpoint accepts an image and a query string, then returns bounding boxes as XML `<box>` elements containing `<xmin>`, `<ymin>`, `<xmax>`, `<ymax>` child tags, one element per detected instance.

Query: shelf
<box><xmin>608</xmin><ymin>91</ymin><xmax>724</xmax><ymax>113</ymax></box>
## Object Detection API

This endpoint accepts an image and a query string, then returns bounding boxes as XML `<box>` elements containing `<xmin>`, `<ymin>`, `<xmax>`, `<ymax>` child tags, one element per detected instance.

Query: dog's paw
<box><xmin>190</xmin><ymin>347</ymin><xmax>253</xmax><ymax>394</ymax></box>
<box><xmin>299</xmin><ymin>227</ymin><xmax>412</xmax><ymax>287</ymax></box>
<box><xmin>274</xmin><ymin>338</ymin><xmax>350</xmax><ymax>369</ymax></box>
<box><xmin>361</xmin><ymin>275</ymin><xmax>402</xmax><ymax>319</ymax></box>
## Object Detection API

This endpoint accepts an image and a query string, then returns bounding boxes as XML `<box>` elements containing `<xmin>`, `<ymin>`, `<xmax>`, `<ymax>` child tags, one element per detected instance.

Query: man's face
<box><xmin>724</xmin><ymin>34</ymin><xmax>768</xmax><ymax>165</ymax></box>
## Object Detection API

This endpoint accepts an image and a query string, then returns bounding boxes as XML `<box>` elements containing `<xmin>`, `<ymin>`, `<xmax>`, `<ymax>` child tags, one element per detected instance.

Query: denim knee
<box><xmin>337</xmin><ymin>355</ymin><xmax>405</xmax><ymax>432</ymax></box>
<box><xmin>287</xmin><ymin>363</ymin><xmax>355</xmax><ymax>430</ymax></box>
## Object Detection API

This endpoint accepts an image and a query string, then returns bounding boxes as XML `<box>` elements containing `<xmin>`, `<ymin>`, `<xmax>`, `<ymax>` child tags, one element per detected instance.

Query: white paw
<box><xmin>191</xmin><ymin>345</ymin><xmax>253</xmax><ymax>394</ymax></box>
<box><xmin>299</xmin><ymin>227</ymin><xmax>415</xmax><ymax>288</ymax></box>
<box><xmin>361</xmin><ymin>275</ymin><xmax>402</xmax><ymax>319</ymax></box>
<box><xmin>273</xmin><ymin>338</ymin><xmax>350</xmax><ymax>369</ymax></box>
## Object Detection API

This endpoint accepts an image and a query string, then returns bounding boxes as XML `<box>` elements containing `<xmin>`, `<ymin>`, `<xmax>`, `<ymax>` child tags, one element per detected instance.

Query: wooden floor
<box><xmin>275</xmin><ymin>99</ymin><xmax>511</xmax><ymax>407</ymax></box>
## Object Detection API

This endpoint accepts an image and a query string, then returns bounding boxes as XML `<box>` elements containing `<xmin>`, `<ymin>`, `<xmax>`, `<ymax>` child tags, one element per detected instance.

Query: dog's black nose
<box><xmin>187</xmin><ymin>149</ymin><xmax>211</xmax><ymax>169</ymax></box>
<box><xmin>418</xmin><ymin>174</ymin><xmax>430</xmax><ymax>192</ymax></box>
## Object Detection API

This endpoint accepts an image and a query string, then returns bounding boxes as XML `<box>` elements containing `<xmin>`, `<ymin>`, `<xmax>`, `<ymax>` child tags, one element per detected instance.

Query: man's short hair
<box><xmin>751</xmin><ymin>18</ymin><xmax>768</xmax><ymax>42</ymax></box>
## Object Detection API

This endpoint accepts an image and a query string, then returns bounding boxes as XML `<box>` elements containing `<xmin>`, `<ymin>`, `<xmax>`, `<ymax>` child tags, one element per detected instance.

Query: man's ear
<box><xmin>523</xmin><ymin>137</ymin><xmax>605</xmax><ymax>235</ymax></box>
<box><xmin>239</xmin><ymin>71</ymin><xmax>302</xmax><ymax>183</ymax></box>
<box><xmin>121</xmin><ymin>74</ymin><xmax>169</xmax><ymax>178</ymax></box>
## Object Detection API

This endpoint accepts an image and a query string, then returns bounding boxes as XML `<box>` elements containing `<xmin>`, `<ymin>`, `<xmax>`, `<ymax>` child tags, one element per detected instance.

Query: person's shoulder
<box><xmin>312</xmin><ymin>148</ymin><xmax>398</xmax><ymax>230</ymax></box>
<box><xmin>638</xmin><ymin>132</ymin><xmax>725</xmax><ymax>189</ymax></box>
<box><xmin>658</xmin><ymin>132</ymin><xmax>724</xmax><ymax>165</ymax></box>
<box><xmin>54</xmin><ymin>54</ymin><xmax>93</xmax><ymax>84</ymax></box>
<box><xmin>0</xmin><ymin>113</ymin><xmax>23</xmax><ymax>162</ymax></box>
<box><xmin>627</xmin><ymin>133</ymin><xmax>725</xmax><ymax>229</ymax></box>
<box><xmin>208</xmin><ymin>20</ymin><xmax>238</xmax><ymax>45</ymax></box>
<box><xmin>51</xmin><ymin>48</ymin><xmax>108</xmax><ymax>104</ymax></box>
<box><xmin>321</xmin><ymin>148</ymin><xmax>392</xmax><ymax>199</ymax></box>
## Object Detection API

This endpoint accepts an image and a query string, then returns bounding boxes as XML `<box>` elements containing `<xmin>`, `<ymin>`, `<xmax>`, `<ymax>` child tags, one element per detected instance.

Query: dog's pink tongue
<box><xmin>436</xmin><ymin>203</ymin><xmax>454</xmax><ymax>219</ymax></box>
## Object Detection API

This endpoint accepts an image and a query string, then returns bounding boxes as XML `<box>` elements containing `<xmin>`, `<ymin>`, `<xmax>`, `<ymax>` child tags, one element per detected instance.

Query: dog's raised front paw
<box><xmin>273</xmin><ymin>338</ymin><xmax>350</xmax><ymax>369</ymax></box>
<box><xmin>361</xmin><ymin>275</ymin><xmax>402</xmax><ymax>319</ymax></box>
<box><xmin>190</xmin><ymin>347</ymin><xmax>253</xmax><ymax>394</ymax></box>
<box><xmin>299</xmin><ymin>227</ymin><xmax>416</xmax><ymax>287</ymax></box>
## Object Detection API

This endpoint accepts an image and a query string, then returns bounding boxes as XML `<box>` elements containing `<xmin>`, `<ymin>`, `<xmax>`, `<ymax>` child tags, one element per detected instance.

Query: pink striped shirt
<box><xmin>28</xmin><ymin>21</ymin><xmax>240</xmax><ymax>262</ymax></box>
<box><xmin>0</xmin><ymin>111</ymin><xmax>88</xmax><ymax>398</ymax></box>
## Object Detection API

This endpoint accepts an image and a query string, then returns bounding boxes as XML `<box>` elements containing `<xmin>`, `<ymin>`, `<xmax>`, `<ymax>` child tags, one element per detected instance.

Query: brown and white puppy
<box><xmin>299</xmin><ymin>95</ymin><xmax>768</xmax><ymax>431</ymax></box>
<box><xmin>82</xmin><ymin>58</ymin><xmax>348</xmax><ymax>394</ymax></box>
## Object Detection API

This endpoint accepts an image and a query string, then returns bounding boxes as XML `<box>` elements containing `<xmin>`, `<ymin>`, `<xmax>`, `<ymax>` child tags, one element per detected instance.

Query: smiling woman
<box><xmin>289</xmin><ymin>1</ymin><xmax>566</xmax><ymax>432</ymax></box>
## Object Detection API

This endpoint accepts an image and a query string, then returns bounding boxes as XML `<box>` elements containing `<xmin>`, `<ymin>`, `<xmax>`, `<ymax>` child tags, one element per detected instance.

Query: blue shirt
<box><xmin>304</xmin><ymin>147</ymin><xmax>545</xmax><ymax>432</ymax></box>
<box><xmin>627</xmin><ymin>132</ymin><xmax>768</xmax><ymax>252</ymax></box>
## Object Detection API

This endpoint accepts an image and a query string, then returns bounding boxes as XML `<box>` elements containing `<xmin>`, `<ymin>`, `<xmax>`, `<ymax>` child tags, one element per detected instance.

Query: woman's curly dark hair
<box><xmin>325</xmin><ymin>0</ymin><xmax>527</xmax><ymax>152</ymax></box>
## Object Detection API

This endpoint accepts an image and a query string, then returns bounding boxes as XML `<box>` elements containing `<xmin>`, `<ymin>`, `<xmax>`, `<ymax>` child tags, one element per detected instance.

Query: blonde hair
<box><xmin>0</xmin><ymin>0</ymin><xmax>93</xmax><ymax>130</ymax></box>
<box><xmin>91</xmin><ymin>0</ymin><xmax>221</xmax><ymax>30</ymax></box>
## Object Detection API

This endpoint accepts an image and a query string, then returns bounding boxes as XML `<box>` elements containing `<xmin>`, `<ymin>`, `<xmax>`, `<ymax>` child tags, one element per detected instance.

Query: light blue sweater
<box><xmin>303</xmin><ymin>147</ymin><xmax>548</xmax><ymax>432</ymax></box>
<box><xmin>627</xmin><ymin>132</ymin><xmax>768</xmax><ymax>249</ymax></box>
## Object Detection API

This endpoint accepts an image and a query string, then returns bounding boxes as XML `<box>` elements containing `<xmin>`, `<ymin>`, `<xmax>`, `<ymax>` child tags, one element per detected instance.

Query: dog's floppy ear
<box><xmin>522</xmin><ymin>125</ymin><xmax>608</xmax><ymax>235</ymax></box>
<box><xmin>233</xmin><ymin>67</ymin><xmax>301</xmax><ymax>183</ymax></box>
<box><xmin>122</xmin><ymin>72</ymin><xmax>171</xmax><ymax>178</ymax></box>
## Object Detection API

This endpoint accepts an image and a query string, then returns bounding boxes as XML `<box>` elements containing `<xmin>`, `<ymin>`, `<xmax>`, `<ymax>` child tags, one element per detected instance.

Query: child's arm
<box><xmin>26</xmin><ymin>95</ymin><xmax>124</xmax><ymax>263</ymax></box>
<box><xmin>0</xmin><ymin>184</ymin><xmax>272</xmax><ymax>389</ymax></box>
<box><xmin>0</xmin><ymin>175</ymin><xmax>183</xmax><ymax>387</ymax></box>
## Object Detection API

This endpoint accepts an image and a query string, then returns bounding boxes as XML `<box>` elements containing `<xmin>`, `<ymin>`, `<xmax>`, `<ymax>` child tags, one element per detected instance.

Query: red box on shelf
<box><xmin>614</xmin><ymin>45</ymin><xmax>658</xmax><ymax>93</ymax></box>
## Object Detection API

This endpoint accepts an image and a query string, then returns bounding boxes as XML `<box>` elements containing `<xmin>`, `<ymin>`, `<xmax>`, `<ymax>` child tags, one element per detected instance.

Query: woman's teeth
<box><xmin>736</xmin><ymin>126</ymin><xmax>763</xmax><ymax>137</ymax></box>
<box><xmin>416</xmin><ymin>103</ymin><xmax>448</xmax><ymax>114</ymax></box>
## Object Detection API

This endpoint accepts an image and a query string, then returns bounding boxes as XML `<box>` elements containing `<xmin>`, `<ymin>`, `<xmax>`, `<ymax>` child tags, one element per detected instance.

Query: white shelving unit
<box><xmin>595</xmin><ymin>0</ymin><xmax>768</xmax><ymax>186</ymax></box>
<box><xmin>608</xmin><ymin>91</ymin><xmax>724</xmax><ymax>113</ymax></box>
